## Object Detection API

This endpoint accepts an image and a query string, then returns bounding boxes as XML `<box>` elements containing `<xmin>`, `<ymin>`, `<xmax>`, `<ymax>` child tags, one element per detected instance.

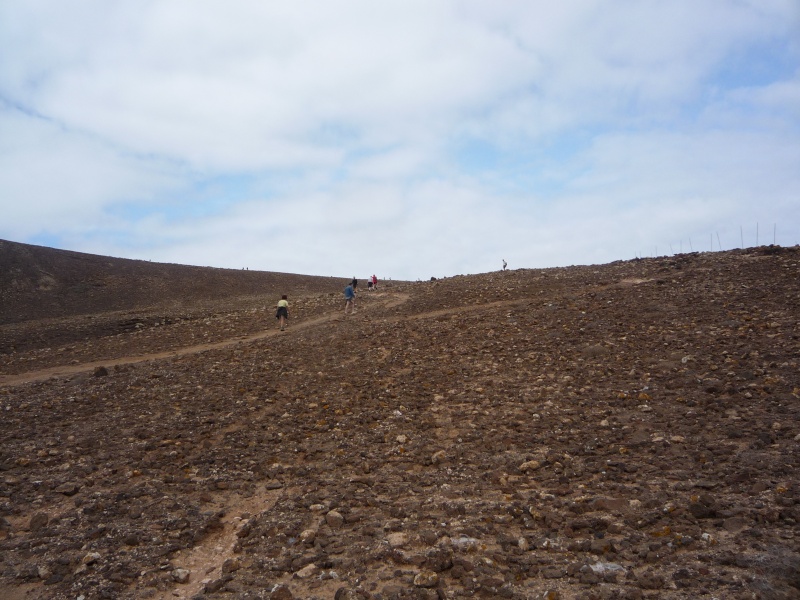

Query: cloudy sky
<box><xmin>1</xmin><ymin>1</ymin><xmax>799</xmax><ymax>280</ymax></box>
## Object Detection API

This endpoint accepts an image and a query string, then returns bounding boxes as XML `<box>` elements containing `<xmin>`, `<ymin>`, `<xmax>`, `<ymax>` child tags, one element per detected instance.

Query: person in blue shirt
<box><xmin>344</xmin><ymin>283</ymin><xmax>356</xmax><ymax>314</ymax></box>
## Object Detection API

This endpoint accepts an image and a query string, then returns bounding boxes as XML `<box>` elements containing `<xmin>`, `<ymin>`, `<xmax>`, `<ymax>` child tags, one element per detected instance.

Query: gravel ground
<box><xmin>1</xmin><ymin>246</ymin><xmax>798</xmax><ymax>599</ymax></box>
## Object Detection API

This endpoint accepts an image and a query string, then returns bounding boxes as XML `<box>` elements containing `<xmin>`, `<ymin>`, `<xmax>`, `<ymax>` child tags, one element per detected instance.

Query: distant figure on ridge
<box><xmin>276</xmin><ymin>295</ymin><xmax>289</xmax><ymax>331</ymax></box>
<box><xmin>344</xmin><ymin>281</ymin><xmax>356</xmax><ymax>314</ymax></box>
<box><xmin>502</xmin><ymin>259</ymin><xmax>507</xmax><ymax>271</ymax></box>
<box><xmin>351</xmin><ymin>278</ymin><xmax>358</xmax><ymax>309</ymax></box>
<box><xmin>372</xmin><ymin>274</ymin><xmax>378</xmax><ymax>290</ymax></box>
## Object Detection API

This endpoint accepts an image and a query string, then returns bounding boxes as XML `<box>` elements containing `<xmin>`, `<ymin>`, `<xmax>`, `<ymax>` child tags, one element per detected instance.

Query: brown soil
<box><xmin>1</xmin><ymin>242</ymin><xmax>799</xmax><ymax>600</ymax></box>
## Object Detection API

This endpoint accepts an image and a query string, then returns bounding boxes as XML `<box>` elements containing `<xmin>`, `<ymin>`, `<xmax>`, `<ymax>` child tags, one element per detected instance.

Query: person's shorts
<box><xmin>276</xmin><ymin>307</ymin><xmax>288</xmax><ymax>319</ymax></box>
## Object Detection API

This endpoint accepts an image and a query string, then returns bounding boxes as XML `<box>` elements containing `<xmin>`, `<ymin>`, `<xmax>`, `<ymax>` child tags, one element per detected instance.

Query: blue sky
<box><xmin>1</xmin><ymin>1</ymin><xmax>798</xmax><ymax>280</ymax></box>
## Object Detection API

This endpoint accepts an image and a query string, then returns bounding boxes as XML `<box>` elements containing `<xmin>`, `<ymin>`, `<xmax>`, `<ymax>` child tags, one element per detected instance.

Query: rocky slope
<box><xmin>0</xmin><ymin>245</ymin><xmax>798</xmax><ymax>600</ymax></box>
<box><xmin>0</xmin><ymin>239</ymin><xmax>341</xmax><ymax>327</ymax></box>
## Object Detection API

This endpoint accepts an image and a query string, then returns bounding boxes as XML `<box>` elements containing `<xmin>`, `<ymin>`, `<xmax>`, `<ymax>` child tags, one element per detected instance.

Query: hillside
<box><xmin>0</xmin><ymin>239</ymin><xmax>342</xmax><ymax>326</ymax></box>
<box><xmin>1</xmin><ymin>244</ymin><xmax>799</xmax><ymax>600</ymax></box>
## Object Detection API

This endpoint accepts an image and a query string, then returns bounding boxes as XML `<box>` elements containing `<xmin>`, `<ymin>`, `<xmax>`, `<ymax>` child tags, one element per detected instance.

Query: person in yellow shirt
<box><xmin>276</xmin><ymin>295</ymin><xmax>289</xmax><ymax>331</ymax></box>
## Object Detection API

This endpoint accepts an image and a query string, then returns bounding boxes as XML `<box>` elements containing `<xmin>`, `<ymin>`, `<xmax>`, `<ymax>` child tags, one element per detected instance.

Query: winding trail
<box><xmin>0</xmin><ymin>293</ymin><xmax>410</xmax><ymax>387</ymax></box>
<box><xmin>0</xmin><ymin>313</ymin><xmax>333</xmax><ymax>387</ymax></box>
<box><xmin>0</xmin><ymin>291</ymin><xmax>544</xmax><ymax>388</ymax></box>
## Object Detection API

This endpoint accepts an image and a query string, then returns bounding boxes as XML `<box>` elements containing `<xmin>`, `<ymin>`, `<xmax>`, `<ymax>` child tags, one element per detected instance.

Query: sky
<box><xmin>1</xmin><ymin>1</ymin><xmax>799</xmax><ymax>280</ymax></box>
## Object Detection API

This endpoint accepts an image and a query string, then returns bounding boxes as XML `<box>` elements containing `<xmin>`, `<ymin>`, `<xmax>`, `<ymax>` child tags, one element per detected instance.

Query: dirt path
<box><xmin>0</xmin><ymin>292</ymin><xmax>533</xmax><ymax>388</ymax></box>
<box><xmin>404</xmin><ymin>297</ymin><xmax>534</xmax><ymax>320</ymax></box>
<box><xmin>150</xmin><ymin>489</ymin><xmax>285</xmax><ymax>600</ymax></box>
<box><xmin>0</xmin><ymin>313</ymin><xmax>333</xmax><ymax>387</ymax></box>
<box><xmin>0</xmin><ymin>293</ymin><xmax>410</xmax><ymax>387</ymax></box>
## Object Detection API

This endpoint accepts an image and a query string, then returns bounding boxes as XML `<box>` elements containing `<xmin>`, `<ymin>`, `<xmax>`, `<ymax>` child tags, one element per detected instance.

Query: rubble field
<box><xmin>1</xmin><ymin>246</ymin><xmax>798</xmax><ymax>599</ymax></box>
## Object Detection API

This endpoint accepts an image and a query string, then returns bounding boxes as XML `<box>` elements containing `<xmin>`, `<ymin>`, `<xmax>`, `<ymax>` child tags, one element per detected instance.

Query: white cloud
<box><xmin>4</xmin><ymin>2</ymin><xmax>542</xmax><ymax>170</ymax></box>
<box><xmin>0</xmin><ymin>109</ymin><xmax>182</xmax><ymax>236</ymax></box>
<box><xmin>0</xmin><ymin>1</ymin><xmax>798</xmax><ymax>279</ymax></box>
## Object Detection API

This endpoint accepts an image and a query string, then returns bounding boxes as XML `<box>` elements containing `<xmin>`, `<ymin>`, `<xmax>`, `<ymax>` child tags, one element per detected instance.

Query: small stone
<box><xmin>349</xmin><ymin>475</ymin><xmax>374</xmax><ymax>486</ymax></box>
<box><xmin>0</xmin><ymin>517</ymin><xmax>11</xmax><ymax>539</ymax></box>
<box><xmin>93</xmin><ymin>366</ymin><xmax>109</xmax><ymax>377</ymax></box>
<box><xmin>637</xmin><ymin>572</ymin><xmax>665</xmax><ymax>589</ymax></box>
<box><xmin>431</xmin><ymin>450</ymin><xmax>446</xmax><ymax>464</ymax></box>
<box><xmin>172</xmin><ymin>568</ymin><xmax>190</xmax><ymax>584</ymax></box>
<box><xmin>325</xmin><ymin>510</ymin><xmax>344</xmax><ymax>528</ymax></box>
<box><xmin>541</xmin><ymin>566</ymin><xmax>566</xmax><ymax>579</ymax></box>
<box><xmin>396</xmin><ymin>434</ymin><xmax>408</xmax><ymax>444</ymax></box>
<box><xmin>590</xmin><ymin>538</ymin><xmax>614</xmax><ymax>554</ymax></box>
<box><xmin>299</xmin><ymin>529</ymin><xmax>316</xmax><ymax>544</ymax></box>
<box><xmin>82</xmin><ymin>552</ymin><xmax>101</xmax><ymax>565</ymax></box>
<box><xmin>723</xmin><ymin>517</ymin><xmax>748</xmax><ymax>532</ymax></box>
<box><xmin>425</xmin><ymin>546</ymin><xmax>453</xmax><ymax>572</ymax></box>
<box><xmin>55</xmin><ymin>482</ymin><xmax>81</xmax><ymax>496</ymax></box>
<box><xmin>413</xmin><ymin>570</ymin><xmax>439</xmax><ymax>588</ymax></box>
<box><xmin>519</xmin><ymin>460</ymin><xmax>541</xmax><ymax>472</ymax></box>
<box><xmin>221</xmin><ymin>558</ymin><xmax>240</xmax><ymax>573</ymax></box>
<box><xmin>382</xmin><ymin>584</ymin><xmax>405</xmax><ymax>598</ymax></box>
<box><xmin>580</xmin><ymin>571</ymin><xmax>600</xmax><ymax>584</ymax></box>
<box><xmin>419</xmin><ymin>529</ymin><xmax>438</xmax><ymax>545</ymax></box>
<box><xmin>590</xmin><ymin>562</ymin><xmax>626</xmax><ymax>575</ymax></box>
<box><xmin>542</xmin><ymin>591</ymin><xmax>561</xmax><ymax>600</ymax></box>
<box><xmin>271</xmin><ymin>584</ymin><xmax>294</xmax><ymax>599</ymax></box>
<box><xmin>384</xmin><ymin>518</ymin><xmax>402</xmax><ymax>531</ymax></box>
<box><xmin>236</xmin><ymin>520</ymin><xmax>253</xmax><ymax>538</ymax></box>
<box><xmin>204</xmin><ymin>578</ymin><xmax>227</xmax><ymax>593</ymax></box>
<box><xmin>294</xmin><ymin>563</ymin><xmax>318</xmax><ymax>579</ymax></box>
<box><xmin>689</xmin><ymin>501</ymin><xmax>715</xmax><ymax>519</ymax></box>
<box><xmin>518</xmin><ymin>537</ymin><xmax>529</xmax><ymax>551</ymax></box>
<box><xmin>592</xmin><ymin>497</ymin><xmax>628</xmax><ymax>512</ymax></box>
<box><xmin>607</xmin><ymin>522</ymin><xmax>625</xmax><ymax>534</ymax></box>
<box><xmin>387</xmin><ymin>532</ymin><xmax>408</xmax><ymax>548</ymax></box>
<box><xmin>29</xmin><ymin>512</ymin><xmax>49</xmax><ymax>532</ymax></box>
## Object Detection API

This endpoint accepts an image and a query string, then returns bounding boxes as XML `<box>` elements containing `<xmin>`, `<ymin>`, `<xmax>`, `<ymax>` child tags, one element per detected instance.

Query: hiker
<box><xmin>371</xmin><ymin>274</ymin><xmax>378</xmax><ymax>290</ymax></box>
<box><xmin>502</xmin><ymin>259</ymin><xmax>507</xmax><ymax>271</ymax></box>
<box><xmin>351</xmin><ymin>278</ymin><xmax>358</xmax><ymax>309</ymax></box>
<box><xmin>276</xmin><ymin>295</ymin><xmax>289</xmax><ymax>331</ymax></box>
<box><xmin>344</xmin><ymin>282</ymin><xmax>356</xmax><ymax>314</ymax></box>
<box><xmin>367</xmin><ymin>280</ymin><xmax>373</xmax><ymax>291</ymax></box>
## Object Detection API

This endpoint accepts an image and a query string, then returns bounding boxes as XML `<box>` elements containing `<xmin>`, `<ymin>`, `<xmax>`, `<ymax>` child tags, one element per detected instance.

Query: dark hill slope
<box><xmin>0</xmin><ymin>245</ymin><xmax>799</xmax><ymax>599</ymax></box>
<box><xmin>0</xmin><ymin>239</ymin><xmax>341</xmax><ymax>325</ymax></box>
